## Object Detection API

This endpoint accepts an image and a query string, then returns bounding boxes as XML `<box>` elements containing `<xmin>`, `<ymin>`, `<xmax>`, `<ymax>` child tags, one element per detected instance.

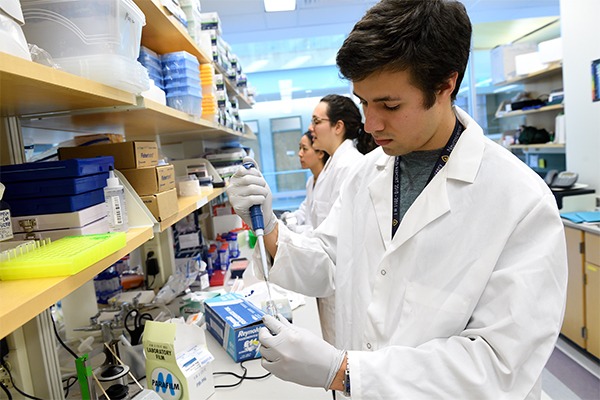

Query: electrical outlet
<box><xmin>0</xmin><ymin>362</ymin><xmax>12</xmax><ymax>388</ymax></box>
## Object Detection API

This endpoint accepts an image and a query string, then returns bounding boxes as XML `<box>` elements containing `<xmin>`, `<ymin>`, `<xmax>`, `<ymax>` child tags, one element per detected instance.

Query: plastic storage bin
<box><xmin>55</xmin><ymin>54</ymin><xmax>150</xmax><ymax>93</ymax></box>
<box><xmin>20</xmin><ymin>0</ymin><xmax>145</xmax><ymax>60</ymax></box>
<box><xmin>0</xmin><ymin>1</ymin><xmax>32</xmax><ymax>61</ymax></box>
<box><xmin>166</xmin><ymin>89</ymin><xmax>202</xmax><ymax>116</ymax></box>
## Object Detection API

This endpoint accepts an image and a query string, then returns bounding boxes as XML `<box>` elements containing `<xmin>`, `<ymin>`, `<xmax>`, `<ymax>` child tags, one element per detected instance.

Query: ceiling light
<box><xmin>264</xmin><ymin>0</ymin><xmax>296</xmax><ymax>12</ymax></box>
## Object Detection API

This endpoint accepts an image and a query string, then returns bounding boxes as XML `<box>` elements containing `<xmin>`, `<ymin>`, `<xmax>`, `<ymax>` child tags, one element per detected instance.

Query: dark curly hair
<box><xmin>320</xmin><ymin>94</ymin><xmax>378</xmax><ymax>154</ymax></box>
<box><xmin>336</xmin><ymin>0</ymin><xmax>472</xmax><ymax>109</ymax></box>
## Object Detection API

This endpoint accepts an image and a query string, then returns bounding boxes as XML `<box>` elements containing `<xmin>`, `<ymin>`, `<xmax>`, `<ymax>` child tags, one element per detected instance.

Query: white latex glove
<box><xmin>226</xmin><ymin>157</ymin><xmax>276</xmax><ymax>234</ymax></box>
<box><xmin>259</xmin><ymin>314</ymin><xmax>345</xmax><ymax>390</ymax></box>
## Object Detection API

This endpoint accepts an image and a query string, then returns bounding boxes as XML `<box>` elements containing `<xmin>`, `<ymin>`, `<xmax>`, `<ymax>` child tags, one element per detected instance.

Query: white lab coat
<box><xmin>267</xmin><ymin>107</ymin><xmax>568</xmax><ymax>399</ymax></box>
<box><xmin>304</xmin><ymin>139</ymin><xmax>363</xmax><ymax>344</ymax></box>
<box><xmin>285</xmin><ymin>175</ymin><xmax>316</xmax><ymax>234</ymax></box>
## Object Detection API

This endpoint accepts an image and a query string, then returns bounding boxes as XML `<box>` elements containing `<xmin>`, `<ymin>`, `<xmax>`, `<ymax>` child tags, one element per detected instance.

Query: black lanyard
<box><xmin>391</xmin><ymin>117</ymin><xmax>464</xmax><ymax>238</ymax></box>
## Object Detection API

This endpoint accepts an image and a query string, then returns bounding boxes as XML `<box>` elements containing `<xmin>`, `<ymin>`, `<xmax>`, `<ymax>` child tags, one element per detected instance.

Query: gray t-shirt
<box><xmin>399</xmin><ymin>149</ymin><xmax>443</xmax><ymax>221</ymax></box>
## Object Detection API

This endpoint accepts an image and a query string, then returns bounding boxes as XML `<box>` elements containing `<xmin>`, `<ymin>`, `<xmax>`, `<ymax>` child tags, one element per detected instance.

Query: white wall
<box><xmin>560</xmin><ymin>0</ymin><xmax>600</xmax><ymax>208</ymax></box>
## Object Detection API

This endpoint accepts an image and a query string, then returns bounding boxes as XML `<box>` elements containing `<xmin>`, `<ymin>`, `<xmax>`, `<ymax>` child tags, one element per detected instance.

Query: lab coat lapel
<box><xmin>368</xmin><ymin>155</ymin><xmax>394</xmax><ymax>249</ymax></box>
<box><xmin>392</xmin><ymin>173</ymin><xmax>451</xmax><ymax>249</ymax></box>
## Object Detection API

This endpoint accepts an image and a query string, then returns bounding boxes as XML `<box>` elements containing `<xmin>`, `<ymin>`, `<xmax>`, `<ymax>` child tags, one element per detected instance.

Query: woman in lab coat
<box><xmin>281</xmin><ymin>130</ymin><xmax>329</xmax><ymax>233</ymax></box>
<box><xmin>303</xmin><ymin>94</ymin><xmax>376</xmax><ymax>346</ymax></box>
<box><xmin>227</xmin><ymin>1</ymin><xmax>567</xmax><ymax>398</ymax></box>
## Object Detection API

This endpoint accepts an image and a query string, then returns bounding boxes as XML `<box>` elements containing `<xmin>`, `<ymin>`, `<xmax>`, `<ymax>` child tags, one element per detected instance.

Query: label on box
<box><xmin>204</xmin><ymin>293</ymin><xmax>265</xmax><ymax>362</ymax></box>
<box><xmin>0</xmin><ymin>209</ymin><xmax>13</xmax><ymax>241</ymax></box>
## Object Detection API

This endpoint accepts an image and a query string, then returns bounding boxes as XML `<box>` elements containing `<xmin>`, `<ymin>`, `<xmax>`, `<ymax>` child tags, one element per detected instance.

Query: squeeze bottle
<box><xmin>104</xmin><ymin>167</ymin><xmax>128</xmax><ymax>232</ymax></box>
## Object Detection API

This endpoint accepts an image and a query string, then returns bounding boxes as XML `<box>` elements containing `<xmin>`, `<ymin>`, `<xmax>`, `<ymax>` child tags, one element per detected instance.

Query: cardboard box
<box><xmin>58</xmin><ymin>141</ymin><xmax>159</xmax><ymax>170</ymax></box>
<box><xmin>490</xmin><ymin>42</ymin><xmax>538</xmax><ymax>84</ymax></box>
<box><xmin>144</xmin><ymin>320</ymin><xmax>215</xmax><ymax>400</ymax></box>
<box><xmin>538</xmin><ymin>37</ymin><xmax>562</xmax><ymax>64</ymax></box>
<box><xmin>141</xmin><ymin>188</ymin><xmax>178</xmax><ymax>222</ymax></box>
<box><xmin>204</xmin><ymin>293</ymin><xmax>265</xmax><ymax>362</ymax></box>
<box><xmin>121</xmin><ymin>164</ymin><xmax>175</xmax><ymax>196</ymax></box>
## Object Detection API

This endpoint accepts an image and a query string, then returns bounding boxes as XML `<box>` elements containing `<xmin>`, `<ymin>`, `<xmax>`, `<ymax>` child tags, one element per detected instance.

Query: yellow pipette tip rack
<box><xmin>0</xmin><ymin>232</ymin><xmax>126</xmax><ymax>280</ymax></box>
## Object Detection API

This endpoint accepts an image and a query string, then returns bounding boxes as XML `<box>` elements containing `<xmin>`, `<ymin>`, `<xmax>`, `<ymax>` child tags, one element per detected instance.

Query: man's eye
<box><xmin>384</xmin><ymin>104</ymin><xmax>400</xmax><ymax>111</ymax></box>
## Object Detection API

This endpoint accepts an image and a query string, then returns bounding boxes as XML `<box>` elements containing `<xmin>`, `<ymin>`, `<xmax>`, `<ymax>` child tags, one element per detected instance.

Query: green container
<box><xmin>248</xmin><ymin>230</ymin><xmax>257</xmax><ymax>249</ymax></box>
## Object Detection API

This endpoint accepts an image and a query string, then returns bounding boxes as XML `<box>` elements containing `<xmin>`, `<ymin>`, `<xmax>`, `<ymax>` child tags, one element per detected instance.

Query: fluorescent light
<box><xmin>281</xmin><ymin>55</ymin><xmax>311</xmax><ymax>69</ymax></box>
<box><xmin>264</xmin><ymin>0</ymin><xmax>296</xmax><ymax>12</ymax></box>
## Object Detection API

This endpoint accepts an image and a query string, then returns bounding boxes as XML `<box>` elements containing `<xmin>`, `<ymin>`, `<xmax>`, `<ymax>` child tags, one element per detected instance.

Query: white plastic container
<box><xmin>0</xmin><ymin>2</ymin><xmax>31</xmax><ymax>61</ymax></box>
<box><xmin>55</xmin><ymin>54</ymin><xmax>150</xmax><ymax>93</ymax></box>
<box><xmin>104</xmin><ymin>167</ymin><xmax>128</xmax><ymax>232</ymax></box>
<box><xmin>20</xmin><ymin>0</ymin><xmax>145</xmax><ymax>60</ymax></box>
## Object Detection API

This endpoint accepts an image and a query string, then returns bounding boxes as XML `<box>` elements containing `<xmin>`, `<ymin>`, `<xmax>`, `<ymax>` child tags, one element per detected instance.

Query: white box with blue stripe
<box><xmin>204</xmin><ymin>293</ymin><xmax>265</xmax><ymax>362</ymax></box>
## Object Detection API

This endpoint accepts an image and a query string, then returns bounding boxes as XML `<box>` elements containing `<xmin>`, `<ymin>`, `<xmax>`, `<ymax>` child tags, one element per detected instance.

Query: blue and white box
<box><xmin>204</xmin><ymin>293</ymin><xmax>265</xmax><ymax>362</ymax></box>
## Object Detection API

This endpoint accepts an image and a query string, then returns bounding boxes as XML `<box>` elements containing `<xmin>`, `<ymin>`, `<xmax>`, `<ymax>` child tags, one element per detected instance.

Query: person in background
<box><xmin>281</xmin><ymin>130</ymin><xmax>329</xmax><ymax>234</ymax></box>
<box><xmin>227</xmin><ymin>0</ymin><xmax>567</xmax><ymax>398</ymax></box>
<box><xmin>297</xmin><ymin>94</ymin><xmax>372</xmax><ymax>346</ymax></box>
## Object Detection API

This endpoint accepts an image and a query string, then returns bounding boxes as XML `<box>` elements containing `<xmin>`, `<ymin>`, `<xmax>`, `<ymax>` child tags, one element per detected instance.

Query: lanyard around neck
<box><xmin>391</xmin><ymin>117</ymin><xmax>464</xmax><ymax>238</ymax></box>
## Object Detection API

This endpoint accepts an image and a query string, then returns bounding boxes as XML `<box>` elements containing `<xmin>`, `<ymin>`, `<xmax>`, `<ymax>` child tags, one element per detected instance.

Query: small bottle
<box><xmin>104</xmin><ymin>167</ymin><xmax>128</xmax><ymax>232</ymax></box>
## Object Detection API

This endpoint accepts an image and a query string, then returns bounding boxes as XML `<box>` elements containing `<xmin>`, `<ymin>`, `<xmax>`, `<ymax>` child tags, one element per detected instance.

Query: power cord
<box><xmin>62</xmin><ymin>376</ymin><xmax>78</xmax><ymax>398</ymax></box>
<box><xmin>213</xmin><ymin>359</ymin><xmax>270</xmax><ymax>389</ymax></box>
<box><xmin>50</xmin><ymin>309</ymin><xmax>79</xmax><ymax>359</ymax></box>
<box><xmin>0</xmin><ymin>360</ymin><xmax>43</xmax><ymax>400</ymax></box>
<box><xmin>0</xmin><ymin>381</ymin><xmax>12</xmax><ymax>400</ymax></box>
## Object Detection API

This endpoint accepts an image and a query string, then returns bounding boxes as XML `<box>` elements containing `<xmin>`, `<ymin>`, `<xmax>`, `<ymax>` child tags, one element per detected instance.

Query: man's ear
<box><xmin>438</xmin><ymin>71</ymin><xmax>459</xmax><ymax>99</ymax></box>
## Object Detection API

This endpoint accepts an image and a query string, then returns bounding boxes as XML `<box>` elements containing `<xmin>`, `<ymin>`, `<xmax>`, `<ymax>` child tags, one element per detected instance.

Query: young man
<box><xmin>227</xmin><ymin>1</ymin><xmax>567</xmax><ymax>398</ymax></box>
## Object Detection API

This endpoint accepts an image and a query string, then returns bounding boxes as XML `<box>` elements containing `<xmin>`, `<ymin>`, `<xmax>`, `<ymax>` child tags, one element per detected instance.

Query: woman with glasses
<box><xmin>281</xmin><ymin>130</ymin><xmax>330</xmax><ymax>234</ymax></box>
<box><xmin>305</xmin><ymin>94</ymin><xmax>377</xmax><ymax>346</ymax></box>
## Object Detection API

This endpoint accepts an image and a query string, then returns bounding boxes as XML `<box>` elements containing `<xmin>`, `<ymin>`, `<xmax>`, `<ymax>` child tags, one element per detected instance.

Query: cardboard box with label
<box><xmin>121</xmin><ymin>164</ymin><xmax>176</xmax><ymax>196</ymax></box>
<box><xmin>58</xmin><ymin>141</ymin><xmax>159</xmax><ymax>170</ymax></box>
<box><xmin>204</xmin><ymin>293</ymin><xmax>265</xmax><ymax>362</ymax></box>
<box><xmin>141</xmin><ymin>188</ymin><xmax>178</xmax><ymax>222</ymax></box>
<box><xmin>144</xmin><ymin>320</ymin><xmax>214</xmax><ymax>400</ymax></box>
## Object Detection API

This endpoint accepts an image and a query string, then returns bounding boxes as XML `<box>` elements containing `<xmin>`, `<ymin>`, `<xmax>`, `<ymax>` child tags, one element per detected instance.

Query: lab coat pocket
<box><xmin>400</xmin><ymin>282</ymin><xmax>471</xmax><ymax>343</ymax></box>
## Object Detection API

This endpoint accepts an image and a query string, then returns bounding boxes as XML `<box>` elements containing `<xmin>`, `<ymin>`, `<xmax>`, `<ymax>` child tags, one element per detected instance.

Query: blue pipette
<box><xmin>242</xmin><ymin>162</ymin><xmax>277</xmax><ymax>316</ymax></box>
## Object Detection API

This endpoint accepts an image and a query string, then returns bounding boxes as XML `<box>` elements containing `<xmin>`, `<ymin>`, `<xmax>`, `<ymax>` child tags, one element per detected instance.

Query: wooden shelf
<box><xmin>20</xmin><ymin>98</ymin><xmax>251</xmax><ymax>144</ymax></box>
<box><xmin>495</xmin><ymin>61</ymin><xmax>563</xmax><ymax>86</ymax></box>
<box><xmin>158</xmin><ymin>187</ymin><xmax>225</xmax><ymax>232</ymax></box>
<box><xmin>509</xmin><ymin>143</ymin><xmax>565</xmax><ymax>150</ymax></box>
<box><xmin>134</xmin><ymin>0</ymin><xmax>254</xmax><ymax>110</ymax></box>
<box><xmin>0</xmin><ymin>53</ymin><xmax>136</xmax><ymax>117</ymax></box>
<box><xmin>495</xmin><ymin>103</ymin><xmax>564</xmax><ymax>119</ymax></box>
<box><xmin>133</xmin><ymin>0</ymin><xmax>212</xmax><ymax>64</ymax></box>
<box><xmin>0</xmin><ymin>226</ymin><xmax>154</xmax><ymax>339</ymax></box>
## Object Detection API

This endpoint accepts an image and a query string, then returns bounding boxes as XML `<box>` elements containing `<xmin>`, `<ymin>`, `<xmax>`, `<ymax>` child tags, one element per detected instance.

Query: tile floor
<box><xmin>542</xmin><ymin>336</ymin><xmax>600</xmax><ymax>400</ymax></box>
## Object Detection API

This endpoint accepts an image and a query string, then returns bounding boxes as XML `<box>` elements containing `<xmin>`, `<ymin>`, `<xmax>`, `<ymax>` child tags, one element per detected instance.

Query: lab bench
<box><xmin>561</xmin><ymin>219</ymin><xmax>600</xmax><ymax>359</ymax></box>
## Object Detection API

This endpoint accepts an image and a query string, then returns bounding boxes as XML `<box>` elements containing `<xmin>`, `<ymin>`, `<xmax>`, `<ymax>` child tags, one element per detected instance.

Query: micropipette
<box><xmin>242</xmin><ymin>162</ymin><xmax>277</xmax><ymax>317</ymax></box>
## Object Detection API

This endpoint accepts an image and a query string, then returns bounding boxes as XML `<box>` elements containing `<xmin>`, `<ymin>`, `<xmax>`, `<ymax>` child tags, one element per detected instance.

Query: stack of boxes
<box><xmin>0</xmin><ymin>157</ymin><xmax>114</xmax><ymax>240</ymax></box>
<box><xmin>162</xmin><ymin>51</ymin><xmax>203</xmax><ymax>117</ymax></box>
<box><xmin>138</xmin><ymin>45</ymin><xmax>165</xmax><ymax>94</ymax></box>
<box><xmin>180</xmin><ymin>0</ymin><xmax>203</xmax><ymax>44</ymax></box>
<box><xmin>58</xmin><ymin>141</ymin><xmax>178</xmax><ymax>223</ymax></box>
<box><xmin>200</xmin><ymin>63</ymin><xmax>218</xmax><ymax>121</ymax></box>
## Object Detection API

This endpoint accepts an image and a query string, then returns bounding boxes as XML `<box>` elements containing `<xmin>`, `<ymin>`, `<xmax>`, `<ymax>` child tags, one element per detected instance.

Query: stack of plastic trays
<box><xmin>180</xmin><ymin>0</ymin><xmax>202</xmax><ymax>45</ymax></box>
<box><xmin>200</xmin><ymin>63</ymin><xmax>218</xmax><ymax>122</ymax></box>
<box><xmin>161</xmin><ymin>51</ymin><xmax>202</xmax><ymax>117</ymax></box>
<box><xmin>138</xmin><ymin>46</ymin><xmax>164</xmax><ymax>91</ymax></box>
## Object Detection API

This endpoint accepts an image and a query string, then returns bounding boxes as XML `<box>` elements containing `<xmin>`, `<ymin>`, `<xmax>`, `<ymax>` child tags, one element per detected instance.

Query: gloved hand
<box><xmin>259</xmin><ymin>314</ymin><xmax>345</xmax><ymax>389</ymax></box>
<box><xmin>226</xmin><ymin>157</ymin><xmax>276</xmax><ymax>234</ymax></box>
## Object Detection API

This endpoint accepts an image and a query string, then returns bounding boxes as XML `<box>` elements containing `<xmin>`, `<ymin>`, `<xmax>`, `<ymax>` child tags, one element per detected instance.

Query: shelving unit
<box><xmin>132</xmin><ymin>0</ymin><xmax>253</xmax><ymax>109</ymax></box>
<box><xmin>0</xmin><ymin>227</ymin><xmax>153</xmax><ymax>339</ymax></box>
<box><xmin>0</xmin><ymin>0</ymin><xmax>254</xmax><ymax>343</ymax></box>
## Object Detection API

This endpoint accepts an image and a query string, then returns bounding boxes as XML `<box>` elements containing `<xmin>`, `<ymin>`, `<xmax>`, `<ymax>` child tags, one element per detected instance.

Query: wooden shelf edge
<box><xmin>0</xmin><ymin>226</ymin><xmax>154</xmax><ymax>339</ymax></box>
<box><xmin>495</xmin><ymin>104</ymin><xmax>564</xmax><ymax>119</ymax></box>
<box><xmin>158</xmin><ymin>188</ymin><xmax>226</xmax><ymax>232</ymax></box>
<box><xmin>495</xmin><ymin>61</ymin><xmax>563</xmax><ymax>86</ymax></box>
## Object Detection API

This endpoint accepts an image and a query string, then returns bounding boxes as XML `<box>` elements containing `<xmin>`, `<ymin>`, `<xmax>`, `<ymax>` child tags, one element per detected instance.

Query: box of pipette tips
<box><xmin>204</xmin><ymin>293</ymin><xmax>265</xmax><ymax>362</ymax></box>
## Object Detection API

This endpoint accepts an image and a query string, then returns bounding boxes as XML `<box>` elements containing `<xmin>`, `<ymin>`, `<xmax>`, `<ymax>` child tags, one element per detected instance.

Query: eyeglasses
<box><xmin>311</xmin><ymin>116</ymin><xmax>330</xmax><ymax>126</ymax></box>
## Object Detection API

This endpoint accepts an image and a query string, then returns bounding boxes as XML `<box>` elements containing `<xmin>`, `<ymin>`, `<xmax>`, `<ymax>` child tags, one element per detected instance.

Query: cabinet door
<box><xmin>561</xmin><ymin>227</ymin><xmax>586</xmax><ymax>348</ymax></box>
<box><xmin>584</xmin><ymin>232</ymin><xmax>600</xmax><ymax>357</ymax></box>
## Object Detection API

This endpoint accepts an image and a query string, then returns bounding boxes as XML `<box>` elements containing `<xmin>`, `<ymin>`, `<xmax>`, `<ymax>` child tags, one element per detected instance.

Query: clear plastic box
<box><xmin>166</xmin><ymin>92</ymin><xmax>202</xmax><ymax>116</ymax></box>
<box><xmin>20</xmin><ymin>0</ymin><xmax>145</xmax><ymax>60</ymax></box>
<box><xmin>164</xmin><ymin>76</ymin><xmax>201</xmax><ymax>90</ymax></box>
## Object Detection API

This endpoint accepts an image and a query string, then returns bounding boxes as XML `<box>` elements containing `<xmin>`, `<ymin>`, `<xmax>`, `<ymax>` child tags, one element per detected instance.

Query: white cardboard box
<box><xmin>491</xmin><ymin>42</ymin><xmax>538</xmax><ymax>84</ymax></box>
